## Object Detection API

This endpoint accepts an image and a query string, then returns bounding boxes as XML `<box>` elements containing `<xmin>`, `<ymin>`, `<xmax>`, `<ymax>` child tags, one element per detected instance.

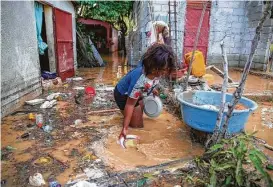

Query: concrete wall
<box><xmin>44</xmin><ymin>5</ymin><xmax>56</xmax><ymax>73</ymax></box>
<box><xmin>47</xmin><ymin>1</ymin><xmax>77</xmax><ymax>70</ymax></box>
<box><xmin>242</xmin><ymin>1</ymin><xmax>273</xmax><ymax>70</ymax></box>
<box><xmin>207</xmin><ymin>1</ymin><xmax>273</xmax><ymax>70</ymax></box>
<box><xmin>207</xmin><ymin>1</ymin><xmax>247</xmax><ymax>66</ymax></box>
<box><xmin>1</xmin><ymin>1</ymin><xmax>42</xmax><ymax>116</ymax></box>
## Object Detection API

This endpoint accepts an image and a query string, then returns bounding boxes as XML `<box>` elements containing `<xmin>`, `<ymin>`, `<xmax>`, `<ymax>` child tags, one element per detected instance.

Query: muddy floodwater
<box><xmin>1</xmin><ymin>52</ymin><xmax>272</xmax><ymax>186</ymax></box>
<box><xmin>93</xmin><ymin>111</ymin><xmax>204</xmax><ymax>171</ymax></box>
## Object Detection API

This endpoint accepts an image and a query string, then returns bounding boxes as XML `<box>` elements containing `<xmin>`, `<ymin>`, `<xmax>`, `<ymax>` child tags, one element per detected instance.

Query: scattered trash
<box><xmin>85</xmin><ymin>86</ymin><xmax>96</xmax><ymax>95</ymax></box>
<box><xmin>40</xmin><ymin>100</ymin><xmax>57</xmax><ymax>109</ymax></box>
<box><xmin>36</xmin><ymin>114</ymin><xmax>43</xmax><ymax>128</ymax></box>
<box><xmin>42</xmin><ymin>78</ymin><xmax>62</xmax><ymax>90</ymax></box>
<box><xmin>83</xmin><ymin>168</ymin><xmax>105</xmax><ymax>179</ymax></box>
<box><xmin>67</xmin><ymin>77</ymin><xmax>83</xmax><ymax>82</ymax></box>
<box><xmin>43</xmin><ymin>125</ymin><xmax>53</xmax><ymax>133</ymax></box>
<box><xmin>33</xmin><ymin>156</ymin><xmax>52</xmax><ymax>166</ymax></box>
<box><xmin>28</xmin><ymin>113</ymin><xmax>35</xmax><ymax>121</ymax></box>
<box><xmin>47</xmin><ymin>93</ymin><xmax>61</xmax><ymax>101</ymax></box>
<box><xmin>159</xmin><ymin>93</ymin><xmax>167</xmax><ymax>99</ymax></box>
<box><xmin>82</xmin><ymin>153</ymin><xmax>97</xmax><ymax>161</ymax></box>
<box><xmin>49</xmin><ymin>180</ymin><xmax>61</xmax><ymax>187</ymax></box>
<box><xmin>49</xmin><ymin>181</ymin><xmax>61</xmax><ymax>187</ymax></box>
<box><xmin>41</xmin><ymin>71</ymin><xmax>57</xmax><ymax>79</ymax></box>
<box><xmin>73</xmin><ymin>86</ymin><xmax>85</xmax><ymax>90</ymax></box>
<box><xmin>200</xmin><ymin>104</ymin><xmax>218</xmax><ymax>110</ymax></box>
<box><xmin>74</xmin><ymin>119</ymin><xmax>83</xmax><ymax>126</ymax></box>
<box><xmin>27</xmin><ymin>124</ymin><xmax>35</xmax><ymax>128</ymax></box>
<box><xmin>29</xmin><ymin>173</ymin><xmax>46</xmax><ymax>186</ymax></box>
<box><xmin>71</xmin><ymin>181</ymin><xmax>97</xmax><ymax>187</ymax></box>
<box><xmin>6</xmin><ymin>146</ymin><xmax>16</xmax><ymax>151</ymax></box>
<box><xmin>95</xmin><ymin>86</ymin><xmax>114</xmax><ymax>91</ymax></box>
<box><xmin>25</xmin><ymin>99</ymin><xmax>45</xmax><ymax>106</ymax></box>
<box><xmin>137</xmin><ymin>178</ymin><xmax>147</xmax><ymax>187</ymax></box>
<box><xmin>21</xmin><ymin>133</ymin><xmax>30</xmax><ymax>139</ymax></box>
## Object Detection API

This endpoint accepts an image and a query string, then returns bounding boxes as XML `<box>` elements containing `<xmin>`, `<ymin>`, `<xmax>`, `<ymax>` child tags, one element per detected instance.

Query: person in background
<box><xmin>114</xmin><ymin>43</ymin><xmax>175</xmax><ymax>146</ymax></box>
<box><xmin>153</xmin><ymin>21</ymin><xmax>171</xmax><ymax>45</ymax></box>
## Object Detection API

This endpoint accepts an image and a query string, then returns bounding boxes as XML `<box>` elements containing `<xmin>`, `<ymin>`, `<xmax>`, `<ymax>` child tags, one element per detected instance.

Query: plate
<box><xmin>143</xmin><ymin>96</ymin><xmax>163</xmax><ymax>118</ymax></box>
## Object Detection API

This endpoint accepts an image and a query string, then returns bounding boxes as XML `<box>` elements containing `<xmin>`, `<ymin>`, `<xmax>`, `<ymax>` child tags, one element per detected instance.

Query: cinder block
<box><xmin>232</xmin><ymin>22</ymin><xmax>243</xmax><ymax>29</ymax></box>
<box><xmin>254</xmin><ymin>63</ymin><xmax>265</xmax><ymax>70</ymax></box>
<box><xmin>230</xmin><ymin>47</ymin><xmax>241</xmax><ymax>54</ymax></box>
<box><xmin>233</xmin><ymin>8</ymin><xmax>245</xmax><ymax>16</ymax></box>
<box><xmin>261</xmin><ymin>27</ymin><xmax>272</xmax><ymax>34</ymax></box>
<box><xmin>228</xmin><ymin>60</ymin><xmax>240</xmax><ymax>67</ymax></box>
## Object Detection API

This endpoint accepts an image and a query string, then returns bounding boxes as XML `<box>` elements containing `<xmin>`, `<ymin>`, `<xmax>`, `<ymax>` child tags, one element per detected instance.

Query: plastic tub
<box><xmin>177</xmin><ymin>91</ymin><xmax>258</xmax><ymax>133</ymax></box>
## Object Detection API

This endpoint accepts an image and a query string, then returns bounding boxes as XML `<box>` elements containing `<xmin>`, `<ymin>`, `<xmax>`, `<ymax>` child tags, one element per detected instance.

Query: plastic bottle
<box><xmin>28</xmin><ymin>113</ymin><xmax>35</xmax><ymax>121</ymax></box>
<box><xmin>36</xmin><ymin>114</ymin><xmax>43</xmax><ymax>128</ymax></box>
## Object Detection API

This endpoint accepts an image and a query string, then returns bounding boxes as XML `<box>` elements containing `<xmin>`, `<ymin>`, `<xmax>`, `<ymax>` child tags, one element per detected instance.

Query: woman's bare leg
<box><xmin>120</xmin><ymin>105</ymin><xmax>144</xmax><ymax>128</ymax></box>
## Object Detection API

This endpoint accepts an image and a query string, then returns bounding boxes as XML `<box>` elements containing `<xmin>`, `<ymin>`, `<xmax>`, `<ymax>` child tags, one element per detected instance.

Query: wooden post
<box><xmin>206</xmin><ymin>41</ymin><xmax>229</xmax><ymax>147</ymax></box>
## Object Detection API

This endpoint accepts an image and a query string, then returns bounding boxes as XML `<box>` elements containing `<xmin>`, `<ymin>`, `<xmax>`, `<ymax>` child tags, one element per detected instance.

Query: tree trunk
<box><xmin>218</xmin><ymin>2</ymin><xmax>272</xmax><ymax>140</ymax></box>
<box><xmin>184</xmin><ymin>1</ymin><xmax>208</xmax><ymax>90</ymax></box>
<box><xmin>205</xmin><ymin>41</ymin><xmax>229</xmax><ymax>148</ymax></box>
<box><xmin>121</xmin><ymin>32</ymin><xmax>127</xmax><ymax>56</ymax></box>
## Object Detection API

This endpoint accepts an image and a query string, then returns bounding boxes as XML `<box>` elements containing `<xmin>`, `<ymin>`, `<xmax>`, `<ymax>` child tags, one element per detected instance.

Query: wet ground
<box><xmin>1</xmin><ymin>52</ymin><xmax>273</xmax><ymax>186</ymax></box>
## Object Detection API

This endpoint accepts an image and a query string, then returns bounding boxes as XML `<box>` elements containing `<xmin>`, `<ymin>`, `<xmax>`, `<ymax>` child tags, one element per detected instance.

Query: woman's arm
<box><xmin>119</xmin><ymin>97</ymin><xmax>138</xmax><ymax>138</ymax></box>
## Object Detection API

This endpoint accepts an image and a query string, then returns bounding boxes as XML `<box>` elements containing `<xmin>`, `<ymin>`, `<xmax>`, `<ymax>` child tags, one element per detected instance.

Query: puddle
<box><xmin>208</xmin><ymin>69</ymin><xmax>273</xmax><ymax>93</ymax></box>
<box><xmin>246</xmin><ymin>102</ymin><xmax>273</xmax><ymax>158</ymax></box>
<box><xmin>92</xmin><ymin>110</ymin><xmax>204</xmax><ymax>171</ymax></box>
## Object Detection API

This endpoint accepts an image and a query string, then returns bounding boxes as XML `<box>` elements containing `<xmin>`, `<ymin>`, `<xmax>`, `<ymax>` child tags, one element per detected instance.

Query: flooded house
<box><xmin>128</xmin><ymin>1</ymin><xmax>273</xmax><ymax>72</ymax></box>
<box><xmin>1</xmin><ymin>1</ymin><xmax>77</xmax><ymax>116</ymax></box>
<box><xmin>78</xmin><ymin>18</ymin><xmax>119</xmax><ymax>53</ymax></box>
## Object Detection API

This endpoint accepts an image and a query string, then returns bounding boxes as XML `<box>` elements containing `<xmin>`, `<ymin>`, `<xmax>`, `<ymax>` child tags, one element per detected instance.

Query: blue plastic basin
<box><xmin>177</xmin><ymin>91</ymin><xmax>258</xmax><ymax>133</ymax></box>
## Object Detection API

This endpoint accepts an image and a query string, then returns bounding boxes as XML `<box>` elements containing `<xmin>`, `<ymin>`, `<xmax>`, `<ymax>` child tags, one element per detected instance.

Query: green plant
<box><xmin>187</xmin><ymin>133</ymin><xmax>273</xmax><ymax>187</ymax></box>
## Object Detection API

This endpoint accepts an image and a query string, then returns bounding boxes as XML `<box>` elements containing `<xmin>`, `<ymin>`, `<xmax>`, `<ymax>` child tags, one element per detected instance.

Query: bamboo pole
<box><xmin>218</xmin><ymin>2</ymin><xmax>272</xmax><ymax>140</ymax></box>
<box><xmin>206</xmin><ymin>41</ymin><xmax>229</xmax><ymax>148</ymax></box>
<box><xmin>184</xmin><ymin>1</ymin><xmax>208</xmax><ymax>91</ymax></box>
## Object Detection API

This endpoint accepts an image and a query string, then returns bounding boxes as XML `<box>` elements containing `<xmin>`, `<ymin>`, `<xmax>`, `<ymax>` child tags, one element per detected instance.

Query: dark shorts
<box><xmin>114</xmin><ymin>86</ymin><xmax>142</xmax><ymax>110</ymax></box>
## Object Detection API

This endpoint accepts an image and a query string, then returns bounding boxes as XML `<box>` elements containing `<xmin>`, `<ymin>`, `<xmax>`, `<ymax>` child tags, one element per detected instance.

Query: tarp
<box><xmin>35</xmin><ymin>2</ymin><xmax>48</xmax><ymax>55</ymax></box>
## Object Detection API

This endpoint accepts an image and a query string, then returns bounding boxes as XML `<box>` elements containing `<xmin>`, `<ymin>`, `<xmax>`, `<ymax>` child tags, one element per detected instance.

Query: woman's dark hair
<box><xmin>142</xmin><ymin>43</ymin><xmax>176</xmax><ymax>75</ymax></box>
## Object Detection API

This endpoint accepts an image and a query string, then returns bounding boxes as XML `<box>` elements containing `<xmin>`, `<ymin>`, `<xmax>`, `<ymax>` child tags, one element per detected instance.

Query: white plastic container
<box><xmin>143</xmin><ymin>96</ymin><xmax>163</xmax><ymax>118</ymax></box>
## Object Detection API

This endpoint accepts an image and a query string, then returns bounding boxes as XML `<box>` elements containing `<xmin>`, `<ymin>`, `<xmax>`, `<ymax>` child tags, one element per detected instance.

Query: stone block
<box><xmin>238</xmin><ymin>16</ymin><xmax>245</xmax><ymax>22</ymax></box>
<box><xmin>261</xmin><ymin>27</ymin><xmax>272</xmax><ymax>34</ymax></box>
<box><xmin>254</xmin><ymin>63</ymin><xmax>265</xmax><ymax>70</ymax></box>
<box><xmin>255</xmin><ymin>49</ymin><xmax>266</xmax><ymax>56</ymax></box>
<box><xmin>232</xmin><ymin>22</ymin><xmax>243</xmax><ymax>29</ymax></box>
<box><xmin>228</xmin><ymin>60</ymin><xmax>240</xmax><ymax>67</ymax></box>
<box><xmin>230</xmin><ymin>47</ymin><xmax>241</xmax><ymax>54</ymax></box>
<box><xmin>233</xmin><ymin>8</ymin><xmax>245</xmax><ymax>16</ymax></box>
<box><xmin>264</xmin><ymin>19</ymin><xmax>273</xmax><ymax>27</ymax></box>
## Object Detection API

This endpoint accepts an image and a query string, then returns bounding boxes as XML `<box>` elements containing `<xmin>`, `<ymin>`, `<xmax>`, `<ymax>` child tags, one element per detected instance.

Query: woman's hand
<box><xmin>119</xmin><ymin>128</ymin><xmax>127</xmax><ymax>140</ymax></box>
<box><xmin>152</xmin><ymin>89</ymin><xmax>159</xmax><ymax>97</ymax></box>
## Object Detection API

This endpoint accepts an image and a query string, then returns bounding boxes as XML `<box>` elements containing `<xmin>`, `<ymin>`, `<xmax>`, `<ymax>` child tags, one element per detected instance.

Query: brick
<box><xmin>230</xmin><ymin>47</ymin><xmax>241</xmax><ymax>54</ymax></box>
<box><xmin>254</xmin><ymin>63</ymin><xmax>265</xmax><ymax>70</ymax></box>
<box><xmin>261</xmin><ymin>27</ymin><xmax>272</xmax><ymax>34</ymax></box>
<box><xmin>233</xmin><ymin>8</ymin><xmax>245</xmax><ymax>16</ymax></box>
<box><xmin>228</xmin><ymin>60</ymin><xmax>239</xmax><ymax>67</ymax></box>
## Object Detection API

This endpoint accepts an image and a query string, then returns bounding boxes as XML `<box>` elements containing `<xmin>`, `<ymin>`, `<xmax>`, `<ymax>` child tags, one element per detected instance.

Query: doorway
<box><xmin>39</xmin><ymin>9</ymin><xmax>50</xmax><ymax>71</ymax></box>
<box><xmin>183</xmin><ymin>1</ymin><xmax>211</xmax><ymax>63</ymax></box>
